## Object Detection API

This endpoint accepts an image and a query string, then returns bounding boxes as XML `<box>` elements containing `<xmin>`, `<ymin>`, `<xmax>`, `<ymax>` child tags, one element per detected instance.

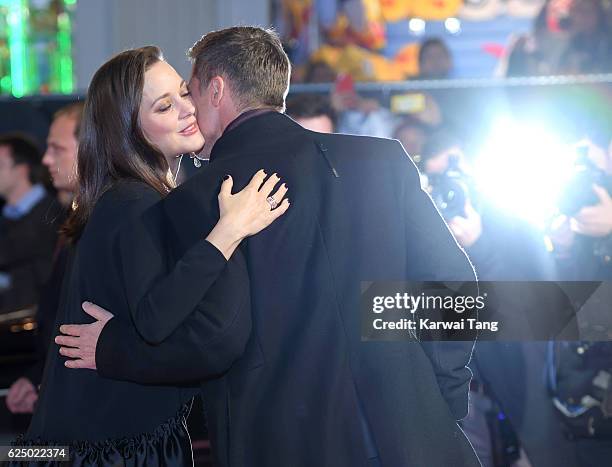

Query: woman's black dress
<box><xmin>13</xmin><ymin>179</ymin><xmax>240</xmax><ymax>466</ymax></box>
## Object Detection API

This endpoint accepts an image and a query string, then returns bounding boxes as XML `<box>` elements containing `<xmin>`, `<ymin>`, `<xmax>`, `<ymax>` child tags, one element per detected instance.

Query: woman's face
<box><xmin>139</xmin><ymin>61</ymin><xmax>204</xmax><ymax>163</ymax></box>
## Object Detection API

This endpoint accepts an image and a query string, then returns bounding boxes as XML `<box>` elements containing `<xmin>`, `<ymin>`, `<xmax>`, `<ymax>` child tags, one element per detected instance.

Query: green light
<box><xmin>56</xmin><ymin>10</ymin><xmax>73</xmax><ymax>93</ymax></box>
<box><xmin>6</xmin><ymin>0</ymin><xmax>27</xmax><ymax>97</ymax></box>
<box><xmin>0</xmin><ymin>0</ymin><xmax>76</xmax><ymax>96</ymax></box>
<box><xmin>0</xmin><ymin>75</ymin><xmax>11</xmax><ymax>93</ymax></box>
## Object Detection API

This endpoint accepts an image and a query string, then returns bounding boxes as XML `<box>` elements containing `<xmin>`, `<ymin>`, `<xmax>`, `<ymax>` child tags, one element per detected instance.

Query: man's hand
<box><xmin>549</xmin><ymin>215</ymin><xmax>576</xmax><ymax>258</ymax></box>
<box><xmin>55</xmin><ymin>302</ymin><xmax>114</xmax><ymax>370</ymax></box>
<box><xmin>572</xmin><ymin>185</ymin><xmax>612</xmax><ymax>238</ymax></box>
<box><xmin>448</xmin><ymin>201</ymin><xmax>482</xmax><ymax>248</ymax></box>
<box><xmin>6</xmin><ymin>377</ymin><xmax>37</xmax><ymax>413</ymax></box>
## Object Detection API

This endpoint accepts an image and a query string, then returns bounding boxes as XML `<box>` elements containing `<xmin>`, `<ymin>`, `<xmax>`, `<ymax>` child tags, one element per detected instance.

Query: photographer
<box><xmin>548</xmin><ymin>136</ymin><xmax>612</xmax><ymax>467</ymax></box>
<box><xmin>421</xmin><ymin>129</ymin><xmax>576</xmax><ymax>467</ymax></box>
<box><xmin>421</xmin><ymin>129</ymin><xmax>555</xmax><ymax>281</ymax></box>
<box><xmin>551</xmin><ymin>138</ymin><xmax>612</xmax><ymax>280</ymax></box>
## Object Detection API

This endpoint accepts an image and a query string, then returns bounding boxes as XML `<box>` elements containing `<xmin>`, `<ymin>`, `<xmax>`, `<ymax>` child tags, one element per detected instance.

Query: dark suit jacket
<box><xmin>99</xmin><ymin>112</ymin><xmax>480</xmax><ymax>467</ymax></box>
<box><xmin>0</xmin><ymin>194</ymin><xmax>63</xmax><ymax>313</ymax></box>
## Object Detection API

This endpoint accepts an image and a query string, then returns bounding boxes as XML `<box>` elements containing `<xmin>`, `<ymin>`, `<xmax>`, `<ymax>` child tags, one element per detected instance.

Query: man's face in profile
<box><xmin>188</xmin><ymin>73</ymin><xmax>221</xmax><ymax>158</ymax></box>
<box><xmin>43</xmin><ymin>115</ymin><xmax>78</xmax><ymax>192</ymax></box>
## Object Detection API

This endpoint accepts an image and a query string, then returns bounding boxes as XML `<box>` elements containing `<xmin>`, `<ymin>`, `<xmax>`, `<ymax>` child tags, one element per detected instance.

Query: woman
<box><xmin>15</xmin><ymin>46</ymin><xmax>288</xmax><ymax>465</ymax></box>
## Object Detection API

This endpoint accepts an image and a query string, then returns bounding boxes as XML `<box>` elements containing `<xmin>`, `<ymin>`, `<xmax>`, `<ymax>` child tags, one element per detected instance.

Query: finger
<box><xmin>246</xmin><ymin>169</ymin><xmax>267</xmax><ymax>191</ymax></box>
<box><xmin>450</xmin><ymin>216</ymin><xmax>469</xmax><ymax>230</ymax></box>
<box><xmin>270</xmin><ymin>183</ymin><xmax>288</xmax><ymax>205</ymax></box>
<box><xmin>12</xmin><ymin>402</ymin><xmax>32</xmax><ymax>414</ymax></box>
<box><xmin>59</xmin><ymin>324</ymin><xmax>82</xmax><ymax>337</ymax></box>
<box><xmin>65</xmin><ymin>359</ymin><xmax>93</xmax><ymax>370</ymax></box>
<box><xmin>6</xmin><ymin>399</ymin><xmax>16</xmax><ymax>413</ymax></box>
<box><xmin>11</xmin><ymin>382</ymin><xmax>34</xmax><ymax>404</ymax></box>
<box><xmin>59</xmin><ymin>346</ymin><xmax>81</xmax><ymax>359</ymax></box>
<box><xmin>592</xmin><ymin>184</ymin><xmax>610</xmax><ymax>203</ymax></box>
<box><xmin>449</xmin><ymin>222</ymin><xmax>463</xmax><ymax>239</ymax></box>
<box><xmin>6</xmin><ymin>400</ymin><xmax>21</xmax><ymax>413</ymax></box>
<box><xmin>550</xmin><ymin>214</ymin><xmax>569</xmax><ymax>231</ymax></box>
<box><xmin>7</xmin><ymin>383</ymin><xmax>24</xmax><ymax>405</ymax></box>
<box><xmin>268</xmin><ymin>198</ymin><xmax>290</xmax><ymax>220</ymax></box>
<box><xmin>23</xmin><ymin>392</ymin><xmax>38</xmax><ymax>413</ymax></box>
<box><xmin>574</xmin><ymin>207</ymin><xmax>596</xmax><ymax>223</ymax></box>
<box><xmin>259</xmin><ymin>173</ymin><xmax>281</xmax><ymax>196</ymax></box>
<box><xmin>571</xmin><ymin>221</ymin><xmax>590</xmax><ymax>235</ymax></box>
<box><xmin>6</xmin><ymin>388</ymin><xmax>18</xmax><ymax>407</ymax></box>
<box><xmin>82</xmin><ymin>301</ymin><xmax>113</xmax><ymax>321</ymax></box>
<box><xmin>55</xmin><ymin>335</ymin><xmax>80</xmax><ymax>347</ymax></box>
<box><xmin>219</xmin><ymin>175</ymin><xmax>234</xmax><ymax>197</ymax></box>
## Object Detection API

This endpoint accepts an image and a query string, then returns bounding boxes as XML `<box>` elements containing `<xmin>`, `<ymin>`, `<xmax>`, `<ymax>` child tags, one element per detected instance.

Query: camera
<box><xmin>427</xmin><ymin>155</ymin><xmax>472</xmax><ymax>220</ymax></box>
<box><xmin>558</xmin><ymin>146</ymin><xmax>612</xmax><ymax>216</ymax></box>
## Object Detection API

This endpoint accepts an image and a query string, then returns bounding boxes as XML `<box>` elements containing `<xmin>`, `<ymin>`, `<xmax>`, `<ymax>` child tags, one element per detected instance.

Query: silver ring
<box><xmin>266</xmin><ymin>196</ymin><xmax>278</xmax><ymax>210</ymax></box>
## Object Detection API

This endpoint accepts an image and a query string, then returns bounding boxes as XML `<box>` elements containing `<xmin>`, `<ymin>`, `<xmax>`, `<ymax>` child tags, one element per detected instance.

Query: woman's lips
<box><xmin>179</xmin><ymin>122</ymin><xmax>198</xmax><ymax>136</ymax></box>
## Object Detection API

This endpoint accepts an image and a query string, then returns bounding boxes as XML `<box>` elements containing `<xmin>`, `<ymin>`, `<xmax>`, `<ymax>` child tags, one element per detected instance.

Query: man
<box><xmin>42</xmin><ymin>102</ymin><xmax>82</xmax><ymax>205</ymax></box>
<box><xmin>421</xmin><ymin>128</ymin><xmax>579</xmax><ymax>467</ymax></box>
<box><xmin>286</xmin><ymin>93</ymin><xmax>336</xmax><ymax>133</ymax></box>
<box><xmin>6</xmin><ymin>102</ymin><xmax>83</xmax><ymax>415</ymax></box>
<box><xmin>0</xmin><ymin>134</ymin><xmax>62</xmax><ymax>314</ymax></box>
<box><xmin>548</xmin><ymin>136</ymin><xmax>612</xmax><ymax>466</ymax></box>
<box><xmin>417</xmin><ymin>38</ymin><xmax>454</xmax><ymax>80</ymax></box>
<box><xmin>58</xmin><ymin>27</ymin><xmax>479</xmax><ymax>467</ymax></box>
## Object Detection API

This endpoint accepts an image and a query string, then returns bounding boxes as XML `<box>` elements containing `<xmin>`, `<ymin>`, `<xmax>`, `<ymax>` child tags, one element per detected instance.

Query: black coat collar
<box><xmin>210</xmin><ymin>112</ymin><xmax>302</xmax><ymax>163</ymax></box>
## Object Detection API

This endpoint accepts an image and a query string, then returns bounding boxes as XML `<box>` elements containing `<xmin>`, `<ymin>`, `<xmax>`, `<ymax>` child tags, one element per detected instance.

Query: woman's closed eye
<box><xmin>157</xmin><ymin>100</ymin><xmax>172</xmax><ymax>113</ymax></box>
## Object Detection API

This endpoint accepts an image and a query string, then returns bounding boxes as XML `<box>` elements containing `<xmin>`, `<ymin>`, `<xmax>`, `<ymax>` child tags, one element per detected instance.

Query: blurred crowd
<box><xmin>0</xmin><ymin>1</ymin><xmax>611</xmax><ymax>466</ymax></box>
<box><xmin>288</xmin><ymin>0</ymin><xmax>612</xmax><ymax>82</ymax></box>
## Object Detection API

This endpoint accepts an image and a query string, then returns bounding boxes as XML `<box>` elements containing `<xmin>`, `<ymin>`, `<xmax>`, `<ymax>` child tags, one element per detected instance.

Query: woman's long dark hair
<box><xmin>63</xmin><ymin>46</ymin><xmax>174</xmax><ymax>242</ymax></box>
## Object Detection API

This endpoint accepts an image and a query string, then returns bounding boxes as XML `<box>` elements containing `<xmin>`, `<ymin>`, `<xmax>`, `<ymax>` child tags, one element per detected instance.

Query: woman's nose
<box><xmin>179</xmin><ymin>97</ymin><xmax>196</xmax><ymax>119</ymax></box>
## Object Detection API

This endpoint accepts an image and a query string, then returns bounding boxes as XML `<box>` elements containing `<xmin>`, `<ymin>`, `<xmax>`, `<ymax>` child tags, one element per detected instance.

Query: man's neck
<box><xmin>7</xmin><ymin>180</ymin><xmax>34</xmax><ymax>206</ymax></box>
<box><xmin>222</xmin><ymin>106</ymin><xmax>278</xmax><ymax>136</ymax></box>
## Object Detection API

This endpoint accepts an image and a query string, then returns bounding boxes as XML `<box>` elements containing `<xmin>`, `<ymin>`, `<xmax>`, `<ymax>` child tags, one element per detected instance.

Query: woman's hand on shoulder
<box><xmin>206</xmin><ymin>169</ymin><xmax>290</xmax><ymax>259</ymax></box>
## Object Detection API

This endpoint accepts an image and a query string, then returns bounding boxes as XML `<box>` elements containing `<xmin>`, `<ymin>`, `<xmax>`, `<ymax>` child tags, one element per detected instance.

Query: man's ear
<box><xmin>210</xmin><ymin>76</ymin><xmax>225</xmax><ymax>108</ymax></box>
<box><xmin>15</xmin><ymin>163</ymin><xmax>30</xmax><ymax>182</ymax></box>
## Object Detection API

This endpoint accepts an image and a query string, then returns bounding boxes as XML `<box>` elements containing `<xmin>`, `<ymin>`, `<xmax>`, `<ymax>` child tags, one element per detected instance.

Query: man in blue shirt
<box><xmin>0</xmin><ymin>134</ymin><xmax>62</xmax><ymax>314</ymax></box>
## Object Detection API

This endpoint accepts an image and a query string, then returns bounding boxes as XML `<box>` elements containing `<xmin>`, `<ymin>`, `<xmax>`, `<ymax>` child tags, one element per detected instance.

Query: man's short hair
<box><xmin>418</xmin><ymin>38</ymin><xmax>450</xmax><ymax>66</ymax></box>
<box><xmin>393</xmin><ymin>115</ymin><xmax>429</xmax><ymax>140</ymax></box>
<box><xmin>286</xmin><ymin>94</ymin><xmax>337</xmax><ymax>129</ymax></box>
<box><xmin>188</xmin><ymin>26</ymin><xmax>290</xmax><ymax>112</ymax></box>
<box><xmin>53</xmin><ymin>101</ymin><xmax>85</xmax><ymax>140</ymax></box>
<box><xmin>0</xmin><ymin>133</ymin><xmax>43</xmax><ymax>183</ymax></box>
<box><xmin>422</xmin><ymin>127</ymin><xmax>462</xmax><ymax>160</ymax></box>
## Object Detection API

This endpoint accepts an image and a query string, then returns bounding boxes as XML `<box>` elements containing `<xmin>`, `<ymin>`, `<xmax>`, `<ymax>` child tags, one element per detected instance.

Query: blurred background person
<box><xmin>417</xmin><ymin>37</ymin><xmax>454</xmax><ymax>80</ymax></box>
<box><xmin>503</xmin><ymin>0</ymin><xmax>612</xmax><ymax>76</ymax></box>
<box><xmin>550</xmin><ymin>136</ymin><xmax>612</xmax><ymax>280</ymax></box>
<box><xmin>286</xmin><ymin>93</ymin><xmax>337</xmax><ymax>133</ymax></box>
<box><xmin>393</xmin><ymin>115</ymin><xmax>431</xmax><ymax>162</ymax></box>
<box><xmin>420</xmin><ymin>128</ymin><xmax>578</xmax><ymax>467</ymax></box>
<box><xmin>547</xmin><ymin>135</ymin><xmax>612</xmax><ymax>467</ymax></box>
<box><xmin>0</xmin><ymin>134</ymin><xmax>62</xmax><ymax>315</ymax></box>
<box><xmin>5</xmin><ymin>102</ymin><xmax>83</xmax><ymax>416</ymax></box>
<box><xmin>422</xmin><ymin>128</ymin><xmax>555</xmax><ymax>280</ymax></box>
<box><xmin>42</xmin><ymin>102</ymin><xmax>83</xmax><ymax>207</ymax></box>
<box><xmin>558</xmin><ymin>0</ymin><xmax>612</xmax><ymax>74</ymax></box>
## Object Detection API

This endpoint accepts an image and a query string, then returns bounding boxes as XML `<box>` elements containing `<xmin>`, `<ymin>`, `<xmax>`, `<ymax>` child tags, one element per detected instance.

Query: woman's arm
<box><xmin>123</xmin><ymin>170</ymin><xmax>288</xmax><ymax>344</ymax></box>
<box><xmin>95</xmin><ymin>248</ymin><xmax>252</xmax><ymax>384</ymax></box>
